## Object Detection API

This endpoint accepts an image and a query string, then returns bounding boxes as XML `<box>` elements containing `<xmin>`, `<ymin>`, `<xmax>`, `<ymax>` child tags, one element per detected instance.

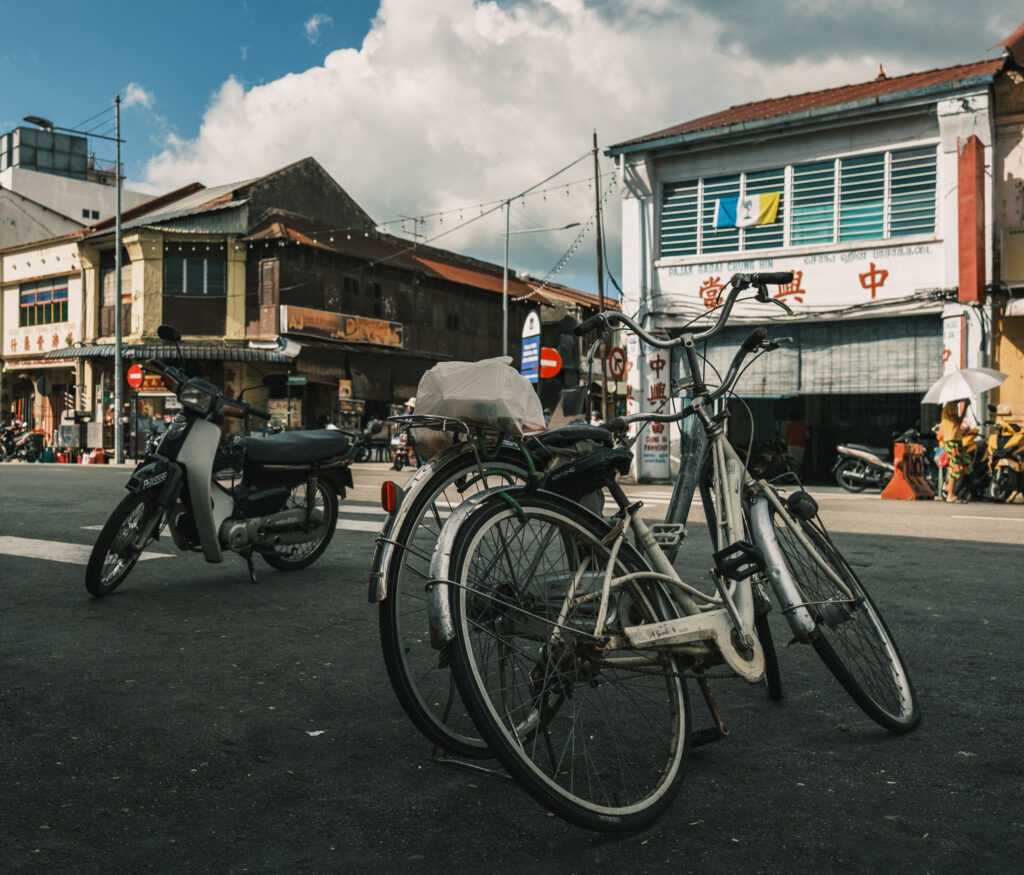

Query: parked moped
<box><xmin>0</xmin><ymin>421</ymin><xmax>39</xmax><ymax>463</ymax></box>
<box><xmin>986</xmin><ymin>420</ymin><xmax>1024</xmax><ymax>502</ymax></box>
<box><xmin>86</xmin><ymin>324</ymin><xmax>379</xmax><ymax>597</ymax></box>
<box><xmin>833</xmin><ymin>429</ymin><xmax>938</xmax><ymax>493</ymax></box>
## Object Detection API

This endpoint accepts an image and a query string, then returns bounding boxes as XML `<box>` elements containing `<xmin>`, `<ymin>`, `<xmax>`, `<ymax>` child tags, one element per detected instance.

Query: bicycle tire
<box><xmin>260</xmin><ymin>477</ymin><xmax>338</xmax><ymax>570</ymax></box>
<box><xmin>755</xmin><ymin>610</ymin><xmax>783</xmax><ymax>701</ymax></box>
<box><xmin>766</xmin><ymin>508</ymin><xmax>920</xmax><ymax>733</ymax></box>
<box><xmin>445</xmin><ymin>491</ymin><xmax>690</xmax><ymax>832</ymax></box>
<box><xmin>86</xmin><ymin>488</ymin><xmax>165</xmax><ymax>597</ymax></box>
<box><xmin>377</xmin><ymin>445</ymin><xmax>532</xmax><ymax>758</ymax></box>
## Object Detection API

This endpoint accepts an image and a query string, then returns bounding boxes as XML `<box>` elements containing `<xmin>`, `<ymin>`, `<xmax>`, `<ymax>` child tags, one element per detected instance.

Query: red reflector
<box><xmin>381</xmin><ymin>480</ymin><xmax>399</xmax><ymax>513</ymax></box>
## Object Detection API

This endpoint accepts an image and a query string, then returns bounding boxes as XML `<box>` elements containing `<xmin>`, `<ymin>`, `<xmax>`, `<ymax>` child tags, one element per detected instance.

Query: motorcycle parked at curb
<box><xmin>832</xmin><ymin>428</ymin><xmax>939</xmax><ymax>493</ymax></box>
<box><xmin>0</xmin><ymin>421</ymin><xmax>39</xmax><ymax>463</ymax></box>
<box><xmin>986</xmin><ymin>419</ymin><xmax>1024</xmax><ymax>502</ymax></box>
<box><xmin>86</xmin><ymin>323</ymin><xmax>380</xmax><ymax>597</ymax></box>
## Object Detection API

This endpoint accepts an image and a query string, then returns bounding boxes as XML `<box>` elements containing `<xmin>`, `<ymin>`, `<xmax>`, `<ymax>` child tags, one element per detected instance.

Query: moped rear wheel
<box><xmin>834</xmin><ymin>459</ymin><xmax>868</xmax><ymax>492</ymax></box>
<box><xmin>86</xmin><ymin>488</ymin><xmax>165</xmax><ymax>597</ymax></box>
<box><xmin>261</xmin><ymin>477</ymin><xmax>338</xmax><ymax>570</ymax></box>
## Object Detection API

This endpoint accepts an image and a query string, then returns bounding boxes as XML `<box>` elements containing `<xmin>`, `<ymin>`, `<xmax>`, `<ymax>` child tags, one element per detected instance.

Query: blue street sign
<box><xmin>521</xmin><ymin>336</ymin><xmax>540</xmax><ymax>384</ymax></box>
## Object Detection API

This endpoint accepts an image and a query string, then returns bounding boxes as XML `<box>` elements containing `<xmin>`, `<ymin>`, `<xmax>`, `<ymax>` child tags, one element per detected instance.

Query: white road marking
<box><xmin>338</xmin><ymin>519</ymin><xmax>385</xmax><ymax>533</ymax></box>
<box><xmin>0</xmin><ymin>536</ymin><xmax>170</xmax><ymax>565</ymax></box>
<box><xmin>951</xmin><ymin>514</ymin><xmax>1024</xmax><ymax>522</ymax></box>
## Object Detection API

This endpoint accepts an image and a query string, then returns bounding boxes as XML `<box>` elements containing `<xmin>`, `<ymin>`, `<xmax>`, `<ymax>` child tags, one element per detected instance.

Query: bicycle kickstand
<box><xmin>691</xmin><ymin>674</ymin><xmax>729</xmax><ymax>748</ymax></box>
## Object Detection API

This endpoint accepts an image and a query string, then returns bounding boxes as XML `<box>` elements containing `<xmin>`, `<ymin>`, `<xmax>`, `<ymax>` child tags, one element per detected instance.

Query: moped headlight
<box><xmin>179</xmin><ymin>383</ymin><xmax>216</xmax><ymax>415</ymax></box>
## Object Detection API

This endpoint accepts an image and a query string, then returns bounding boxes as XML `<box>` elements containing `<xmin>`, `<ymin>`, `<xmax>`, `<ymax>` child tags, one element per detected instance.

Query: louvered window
<box><xmin>661</xmin><ymin>181</ymin><xmax>699</xmax><ymax>257</ymax></box>
<box><xmin>791</xmin><ymin>161</ymin><xmax>835</xmax><ymax>245</ymax></box>
<box><xmin>889</xmin><ymin>147</ymin><xmax>937</xmax><ymax>237</ymax></box>
<box><xmin>659</xmin><ymin>146</ymin><xmax>937</xmax><ymax>258</ymax></box>
<box><xmin>838</xmin><ymin>153</ymin><xmax>885</xmax><ymax>241</ymax></box>
<box><xmin>700</xmin><ymin>175</ymin><xmax>740</xmax><ymax>254</ymax></box>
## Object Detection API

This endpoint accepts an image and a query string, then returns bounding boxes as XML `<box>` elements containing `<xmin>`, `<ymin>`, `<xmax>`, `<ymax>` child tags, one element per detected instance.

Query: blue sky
<box><xmin>0</xmin><ymin>1</ymin><xmax>380</xmax><ymax>179</ymax></box>
<box><xmin>3</xmin><ymin>0</ymin><xmax>1022</xmax><ymax>297</ymax></box>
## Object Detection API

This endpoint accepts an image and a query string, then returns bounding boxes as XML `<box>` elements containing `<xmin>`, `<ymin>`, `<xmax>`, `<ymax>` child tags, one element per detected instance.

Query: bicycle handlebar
<box><xmin>574</xmin><ymin>271</ymin><xmax>793</xmax><ymax>347</ymax></box>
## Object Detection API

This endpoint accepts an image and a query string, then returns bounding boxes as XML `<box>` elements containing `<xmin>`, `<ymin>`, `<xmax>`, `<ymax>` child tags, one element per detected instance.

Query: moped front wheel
<box><xmin>260</xmin><ymin>477</ymin><xmax>338</xmax><ymax>570</ymax></box>
<box><xmin>86</xmin><ymin>488</ymin><xmax>166</xmax><ymax>597</ymax></box>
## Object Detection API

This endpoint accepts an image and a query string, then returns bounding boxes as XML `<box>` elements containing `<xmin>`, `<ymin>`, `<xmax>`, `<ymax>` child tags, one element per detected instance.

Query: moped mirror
<box><xmin>157</xmin><ymin>324</ymin><xmax>182</xmax><ymax>343</ymax></box>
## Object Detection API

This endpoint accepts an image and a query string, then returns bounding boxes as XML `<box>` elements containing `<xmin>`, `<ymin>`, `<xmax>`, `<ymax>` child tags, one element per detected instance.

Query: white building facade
<box><xmin>608</xmin><ymin>55</ymin><xmax>1016</xmax><ymax>481</ymax></box>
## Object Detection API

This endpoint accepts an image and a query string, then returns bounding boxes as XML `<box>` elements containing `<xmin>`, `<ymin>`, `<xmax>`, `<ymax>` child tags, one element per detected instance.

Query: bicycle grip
<box><xmin>752</xmin><ymin>272</ymin><xmax>793</xmax><ymax>285</ymax></box>
<box><xmin>574</xmin><ymin>314</ymin><xmax>606</xmax><ymax>336</ymax></box>
<box><xmin>741</xmin><ymin>327</ymin><xmax>769</xmax><ymax>353</ymax></box>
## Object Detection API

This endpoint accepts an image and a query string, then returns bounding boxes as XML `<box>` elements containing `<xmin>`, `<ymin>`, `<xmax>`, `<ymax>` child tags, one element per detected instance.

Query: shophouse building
<box><xmin>2</xmin><ymin>157</ymin><xmax>607</xmax><ymax>450</ymax></box>
<box><xmin>607</xmin><ymin>26</ymin><xmax>1024</xmax><ymax>481</ymax></box>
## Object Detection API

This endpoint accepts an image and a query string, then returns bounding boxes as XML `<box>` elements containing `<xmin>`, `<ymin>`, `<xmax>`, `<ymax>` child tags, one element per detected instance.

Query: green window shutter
<box><xmin>661</xmin><ymin>181</ymin><xmax>699</xmax><ymax>257</ymax></box>
<box><xmin>889</xmin><ymin>146</ymin><xmax>936</xmax><ymax>237</ymax></box>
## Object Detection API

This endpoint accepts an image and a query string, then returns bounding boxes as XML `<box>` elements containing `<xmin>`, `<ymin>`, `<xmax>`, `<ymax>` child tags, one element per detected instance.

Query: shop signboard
<box><xmin>280</xmin><ymin>305</ymin><xmax>403</xmax><ymax>347</ymax></box>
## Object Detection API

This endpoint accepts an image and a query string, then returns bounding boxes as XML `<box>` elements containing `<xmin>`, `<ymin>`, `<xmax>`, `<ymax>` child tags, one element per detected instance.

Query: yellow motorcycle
<box><xmin>987</xmin><ymin>420</ymin><xmax>1024</xmax><ymax>502</ymax></box>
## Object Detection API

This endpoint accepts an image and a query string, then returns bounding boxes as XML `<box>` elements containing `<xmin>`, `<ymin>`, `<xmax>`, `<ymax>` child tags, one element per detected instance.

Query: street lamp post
<box><xmin>500</xmin><ymin>217</ymin><xmax>581</xmax><ymax>357</ymax></box>
<box><xmin>25</xmin><ymin>96</ymin><xmax>125</xmax><ymax>462</ymax></box>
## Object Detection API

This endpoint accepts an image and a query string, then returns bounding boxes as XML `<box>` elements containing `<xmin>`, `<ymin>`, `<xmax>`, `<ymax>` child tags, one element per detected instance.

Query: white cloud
<box><xmin>139</xmin><ymin>0</ymin><xmax>1021</xmax><ymax>292</ymax></box>
<box><xmin>305</xmin><ymin>13</ymin><xmax>334</xmax><ymax>44</ymax></box>
<box><xmin>122</xmin><ymin>82</ymin><xmax>154</xmax><ymax>110</ymax></box>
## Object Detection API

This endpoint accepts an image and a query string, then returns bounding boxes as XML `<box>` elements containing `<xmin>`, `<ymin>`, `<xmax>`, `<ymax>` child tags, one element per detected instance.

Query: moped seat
<box><xmin>844</xmin><ymin>443</ymin><xmax>892</xmax><ymax>461</ymax></box>
<box><xmin>240</xmin><ymin>429</ymin><xmax>354</xmax><ymax>464</ymax></box>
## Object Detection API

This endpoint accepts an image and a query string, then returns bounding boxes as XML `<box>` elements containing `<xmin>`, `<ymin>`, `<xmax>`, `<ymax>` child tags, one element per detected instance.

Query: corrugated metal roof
<box><xmin>609</xmin><ymin>57</ymin><xmax>1006</xmax><ymax>153</ymax></box>
<box><xmin>246</xmin><ymin>220</ymin><xmax>616</xmax><ymax>312</ymax></box>
<box><xmin>44</xmin><ymin>344</ymin><xmax>290</xmax><ymax>363</ymax></box>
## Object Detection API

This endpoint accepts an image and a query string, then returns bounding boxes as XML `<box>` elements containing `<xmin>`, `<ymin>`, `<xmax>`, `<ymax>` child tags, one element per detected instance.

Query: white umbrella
<box><xmin>921</xmin><ymin>367</ymin><xmax>1006</xmax><ymax>405</ymax></box>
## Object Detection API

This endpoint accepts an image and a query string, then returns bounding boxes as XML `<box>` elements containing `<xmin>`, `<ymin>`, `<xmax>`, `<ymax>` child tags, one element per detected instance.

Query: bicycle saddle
<box><xmin>537</xmin><ymin>421</ymin><xmax>613</xmax><ymax>449</ymax></box>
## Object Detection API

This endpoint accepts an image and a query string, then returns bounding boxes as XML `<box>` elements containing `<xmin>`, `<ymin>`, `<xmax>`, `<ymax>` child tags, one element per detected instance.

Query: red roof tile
<box><xmin>613</xmin><ymin>57</ymin><xmax>1006</xmax><ymax>150</ymax></box>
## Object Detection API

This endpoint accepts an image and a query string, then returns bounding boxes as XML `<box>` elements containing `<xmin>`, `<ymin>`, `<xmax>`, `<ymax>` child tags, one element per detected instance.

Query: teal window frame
<box><xmin>659</xmin><ymin>145</ymin><xmax>937</xmax><ymax>258</ymax></box>
<box><xmin>19</xmin><ymin>279</ymin><xmax>69</xmax><ymax>327</ymax></box>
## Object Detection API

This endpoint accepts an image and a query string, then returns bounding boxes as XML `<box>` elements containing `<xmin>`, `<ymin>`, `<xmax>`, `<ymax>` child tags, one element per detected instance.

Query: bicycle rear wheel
<box><xmin>766</xmin><ymin>507</ymin><xmax>920</xmax><ymax>733</ymax></box>
<box><xmin>446</xmin><ymin>492</ymin><xmax>690</xmax><ymax>832</ymax></box>
<box><xmin>378</xmin><ymin>445</ymin><xmax>531</xmax><ymax>758</ymax></box>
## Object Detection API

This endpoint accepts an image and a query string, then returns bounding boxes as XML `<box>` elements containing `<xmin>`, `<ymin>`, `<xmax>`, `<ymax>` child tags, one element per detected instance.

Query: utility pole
<box><xmin>593</xmin><ymin>131</ymin><xmax>608</xmax><ymax>420</ymax></box>
<box><xmin>114</xmin><ymin>95</ymin><xmax>124</xmax><ymax>464</ymax></box>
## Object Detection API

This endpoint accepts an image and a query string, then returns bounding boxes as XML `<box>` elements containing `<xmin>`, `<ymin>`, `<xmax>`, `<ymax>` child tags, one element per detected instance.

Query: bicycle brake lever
<box><xmin>769</xmin><ymin>297</ymin><xmax>794</xmax><ymax>315</ymax></box>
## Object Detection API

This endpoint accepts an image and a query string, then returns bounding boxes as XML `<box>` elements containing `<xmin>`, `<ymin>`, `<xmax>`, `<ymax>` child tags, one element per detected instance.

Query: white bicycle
<box><xmin>426</xmin><ymin>273</ymin><xmax>920</xmax><ymax>831</ymax></box>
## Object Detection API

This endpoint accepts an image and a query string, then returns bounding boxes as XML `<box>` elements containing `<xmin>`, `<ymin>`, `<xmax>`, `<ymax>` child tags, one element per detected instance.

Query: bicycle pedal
<box><xmin>713</xmin><ymin>541</ymin><xmax>762</xmax><ymax>581</ymax></box>
<box><xmin>651</xmin><ymin>523</ymin><xmax>686</xmax><ymax>547</ymax></box>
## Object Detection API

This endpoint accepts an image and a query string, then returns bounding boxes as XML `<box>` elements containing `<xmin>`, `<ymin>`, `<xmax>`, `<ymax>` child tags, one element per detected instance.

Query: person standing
<box><xmin>938</xmin><ymin>400</ymin><xmax>970</xmax><ymax>502</ymax></box>
<box><xmin>784</xmin><ymin>411</ymin><xmax>810</xmax><ymax>471</ymax></box>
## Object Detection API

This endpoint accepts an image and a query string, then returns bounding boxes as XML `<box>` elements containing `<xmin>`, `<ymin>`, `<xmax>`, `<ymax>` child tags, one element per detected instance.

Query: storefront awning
<box><xmin>43</xmin><ymin>344</ymin><xmax>292</xmax><ymax>363</ymax></box>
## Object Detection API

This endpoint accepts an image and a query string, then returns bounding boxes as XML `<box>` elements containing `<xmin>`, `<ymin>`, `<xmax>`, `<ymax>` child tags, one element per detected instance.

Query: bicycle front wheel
<box><xmin>767</xmin><ymin>508</ymin><xmax>920</xmax><ymax>733</ymax></box>
<box><xmin>378</xmin><ymin>445</ymin><xmax>531</xmax><ymax>758</ymax></box>
<box><xmin>446</xmin><ymin>492</ymin><xmax>690</xmax><ymax>832</ymax></box>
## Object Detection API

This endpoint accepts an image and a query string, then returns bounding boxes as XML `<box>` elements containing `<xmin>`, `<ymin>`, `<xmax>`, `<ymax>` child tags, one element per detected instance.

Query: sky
<box><xmin>2</xmin><ymin>0</ymin><xmax>1022</xmax><ymax>298</ymax></box>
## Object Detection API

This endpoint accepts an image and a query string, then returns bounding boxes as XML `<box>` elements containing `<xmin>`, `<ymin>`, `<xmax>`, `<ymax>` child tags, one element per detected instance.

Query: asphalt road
<box><xmin>0</xmin><ymin>462</ymin><xmax>1022</xmax><ymax>873</ymax></box>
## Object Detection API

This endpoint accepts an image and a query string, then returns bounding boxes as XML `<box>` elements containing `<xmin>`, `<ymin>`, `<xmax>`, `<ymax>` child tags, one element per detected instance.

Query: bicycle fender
<box><xmin>369</xmin><ymin>442</ymin><xmax>490</xmax><ymax>603</ymax></box>
<box><xmin>748</xmin><ymin>496</ymin><xmax>816</xmax><ymax>640</ymax></box>
<box><xmin>426</xmin><ymin>486</ymin><xmax>513</xmax><ymax>649</ymax></box>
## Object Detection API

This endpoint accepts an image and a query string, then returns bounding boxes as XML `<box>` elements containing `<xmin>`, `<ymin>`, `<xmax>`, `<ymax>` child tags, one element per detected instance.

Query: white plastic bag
<box><xmin>413</xmin><ymin>357</ymin><xmax>546</xmax><ymax>435</ymax></box>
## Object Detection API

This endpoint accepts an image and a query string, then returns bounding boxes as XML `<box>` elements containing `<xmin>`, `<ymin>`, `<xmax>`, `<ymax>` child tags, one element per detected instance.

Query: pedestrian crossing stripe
<box><xmin>0</xmin><ymin>536</ymin><xmax>170</xmax><ymax>565</ymax></box>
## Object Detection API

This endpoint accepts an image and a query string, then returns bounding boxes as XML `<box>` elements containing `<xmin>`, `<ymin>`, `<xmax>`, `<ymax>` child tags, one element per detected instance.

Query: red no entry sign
<box><xmin>539</xmin><ymin>347</ymin><xmax>562</xmax><ymax>378</ymax></box>
<box><xmin>608</xmin><ymin>346</ymin><xmax>627</xmax><ymax>380</ymax></box>
<box><xmin>126</xmin><ymin>363</ymin><xmax>144</xmax><ymax>389</ymax></box>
